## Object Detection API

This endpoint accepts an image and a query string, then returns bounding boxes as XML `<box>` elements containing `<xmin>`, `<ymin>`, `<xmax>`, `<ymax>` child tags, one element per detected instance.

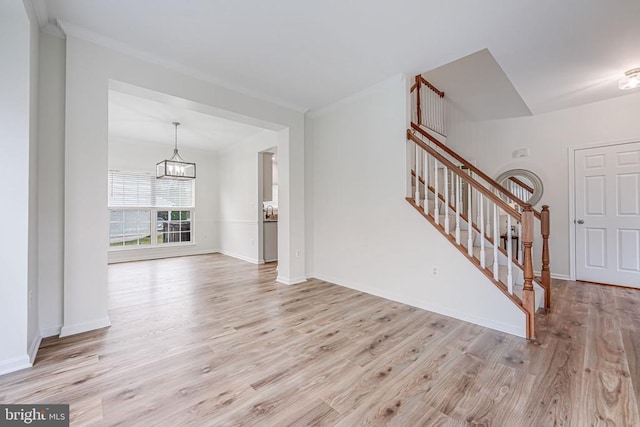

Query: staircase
<box><xmin>408</xmin><ymin>76</ymin><xmax>551</xmax><ymax>339</ymax></box>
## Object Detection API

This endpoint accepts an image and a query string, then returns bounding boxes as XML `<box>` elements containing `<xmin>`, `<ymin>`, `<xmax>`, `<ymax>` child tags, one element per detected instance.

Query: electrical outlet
<box><xmin>432</xmin><ymin>266</ymin><xmax>439</xmax><ymax>277</ymax></box>
<box><xmin>296</xmin><ymin>250</ymin><xmax>302</xmax><ymax>257</ymax></box>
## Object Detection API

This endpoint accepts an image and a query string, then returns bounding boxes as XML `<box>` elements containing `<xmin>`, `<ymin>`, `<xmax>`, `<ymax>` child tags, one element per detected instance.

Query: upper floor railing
<box><xmin>410</xmin><ymin>75</ymin><xmax>446</xmax><ymax>136</ymax></box>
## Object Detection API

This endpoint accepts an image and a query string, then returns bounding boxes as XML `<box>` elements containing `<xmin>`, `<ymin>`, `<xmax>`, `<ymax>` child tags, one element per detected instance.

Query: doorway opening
<box><xmin>259</xmin><ymin>148</ymin><xmax>278</xmax><ymax>264</ymax></box>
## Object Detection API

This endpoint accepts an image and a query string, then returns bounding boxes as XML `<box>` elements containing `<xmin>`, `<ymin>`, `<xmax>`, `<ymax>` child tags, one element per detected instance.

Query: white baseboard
<box><xmin>40</xmin><ymin>325</ymin><xmax>62</xmax><ymax>338</ymax></box>
<box><xmin>276</xmin><ymin>275</ymin><xmax>307</xmax><ymax>285</ymax></box>
<box><xmin>28</xmin><ymin>334</ymin><xmax>42</xmax><ymax>364</ymax></box>
<box><xmin>60</xmin><ymin>315</ymin><xmax>111</xmax><ymax>338</ymax></box>
<box><xmin>218</xmin><ymin>250</ymin><xmax>262</xmax><ymax>265</ymax></box>
<box><xmin>109</xmin><ymin>248</ymin><xmax>219</xmax><ymax>264</ymax></box>
<box><xmin>309</xmin><ymin>273</ymin><xmax>526</xmax><ymax>338</ymax></box>
<box><xmin>0</xmin><ymin>334</ymin><xmax>43</xmax><ymax>376</ymax></box>
<box><xmin>0</xmin><ymin>355</ymin><xmax>31</xmax><ymax>376</ymax></box>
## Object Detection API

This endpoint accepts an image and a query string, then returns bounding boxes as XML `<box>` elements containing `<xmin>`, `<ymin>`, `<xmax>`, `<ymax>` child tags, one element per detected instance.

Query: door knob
<box><xmin>576</xmin><ymin>219</ymin><xmax>584</xmax><ymax>224</ymax></box>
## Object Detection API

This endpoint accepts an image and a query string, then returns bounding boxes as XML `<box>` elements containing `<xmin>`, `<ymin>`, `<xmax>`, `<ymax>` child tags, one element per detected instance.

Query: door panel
<box><xmin>575</xmin><ymin>142</ymin><xmax>640</xmax><ymax>287</ymax></box>
<box><xmin>617</xmin><ymin>174</ymin><xmax>639</xmax><ymax>215</ymax></box>
<box><xmin>585</xmin><ymin>228</ymin><xmax>606</xmax><ymax>268</ymax></box>
<box><xmin>618</xmin><ymin>229</ymin><xmax>640</xmax><ymax>272</ymax></box>
<box><xmin>585</xmin><ymin>175</ymin><xmax>606</xmax><ymax>215</ymax></box>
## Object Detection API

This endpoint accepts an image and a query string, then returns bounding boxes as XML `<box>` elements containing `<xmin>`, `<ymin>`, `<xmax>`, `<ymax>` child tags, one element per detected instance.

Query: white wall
<box><xmin>26</xmin><ymin>0</ymin><xmax>41</xmax><ymax>361</ymax></box>
<box><xmin>304</xmin><ymin>116</ymin><xmax>315</xmax><ymax>274</ymax></box>
<box><xmin>0</xmin><ymin>0</ymin><xmax>38</xmax><ymax>374</ymax></box>
<box><xmin>218</xmin><ymin>130</ymin><xmax>279</xmax><ymax>263</ymax></box>
<box><xmin>60</xmin><ymin>33</ymin><xmax>305</xmax><ymax>336</ymax></box>
<box><xmin>37</xmin><ymin>33</ymin><xmax>66</xmax><ymax>337</ymax></box>
<box><xmin>307</xmin><ymin>75</ymin><xmax>527</xmax><ymax>337</ymax></box>
<box><xmin>447</xmin><ymin>90</ymin><xmax>640</xmax><ymax>279</ymax></box>
<box><xmin>107</xmin><ymin>138</ymin><xmax>219</xmax><ymax>263</ymax></box>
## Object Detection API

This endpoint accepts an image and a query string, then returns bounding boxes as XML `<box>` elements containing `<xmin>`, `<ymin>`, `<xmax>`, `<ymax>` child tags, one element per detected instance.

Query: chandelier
<box><xmin>156</xmin><ymin>122</ymin><xmax>196</xmax><ymax>179</ymax></box>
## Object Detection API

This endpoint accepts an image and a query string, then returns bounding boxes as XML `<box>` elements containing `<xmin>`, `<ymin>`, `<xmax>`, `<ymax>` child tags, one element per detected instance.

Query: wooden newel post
<box><xmin>415</xmin><ymin>75</ymin><xmax>422</xmax><ymax>126</ymax></box>
<box><xmin>522</xmin><ymin>204</ymin><xmax>535</xmax><ymax>339</ymax></box>
<box><xmin>541</xmin><ymin>205</ymin><xmax>551</xmax><ymax>310</ymax></box>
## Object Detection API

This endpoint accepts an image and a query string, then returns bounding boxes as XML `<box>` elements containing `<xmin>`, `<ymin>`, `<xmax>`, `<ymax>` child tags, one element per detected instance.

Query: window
<box><xmin>156</xmin><ymin>210</ymin><xmax>191</xmax><ymax>244</ymax></box>
<box><xmin>109</xmin><ymin>209</ymin><xmax>152</xmax><ymax>247</ymax></box>
<box><xmin>108</xmin><ymin>171</ymin><xmax>194</xmax><ymax>249</ymax></box>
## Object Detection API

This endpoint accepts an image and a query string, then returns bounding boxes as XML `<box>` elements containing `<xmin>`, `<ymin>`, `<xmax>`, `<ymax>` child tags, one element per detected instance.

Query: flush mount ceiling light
<box><xmin>156</xmin><ymin>122</ymin><xmax>196</xmax><ymax>180</ymax></box>
<box><xmin>619</xmin><ymin>68</ymin><xmax>640</xmax><ymax>90</ymax></box>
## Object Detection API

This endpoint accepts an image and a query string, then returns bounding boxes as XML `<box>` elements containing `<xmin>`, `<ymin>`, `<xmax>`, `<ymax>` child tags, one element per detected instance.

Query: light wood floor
<box><xmin>1</xmin><ymin>254</ymin><xmax>639</xmax><ymax>426</ymax></box>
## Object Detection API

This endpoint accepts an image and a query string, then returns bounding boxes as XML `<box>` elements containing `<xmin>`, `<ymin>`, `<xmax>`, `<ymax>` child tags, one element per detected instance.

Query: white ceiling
<box><xmin>424</xmin><ymin>49</ymin><xmax>532</xmax><ymax>121</ymax></box>
<box><xmin>109</xmin><ymin>90</ymin><xmax>266</xmax><ymax>151</ymax></box>
<box><xmin>38</xmin><ymin>0</ymin><xmax>640</xmax><ymax>114</ymax></box>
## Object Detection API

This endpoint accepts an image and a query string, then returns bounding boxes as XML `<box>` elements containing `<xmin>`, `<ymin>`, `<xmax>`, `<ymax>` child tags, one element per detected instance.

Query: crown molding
<box><xmin>57</xmin><ymin>20</ymin><xmax>308</xmax><ymax>114</ymax></box>
<box><xmin>43</xmin><ymin>21</ymin><xmax>65</xmax><ymax>38</ymax></box>
<box><xmin>23</xmin><ymin>0</ymin><xmax>47</xmax><ymax>28</ymax></box>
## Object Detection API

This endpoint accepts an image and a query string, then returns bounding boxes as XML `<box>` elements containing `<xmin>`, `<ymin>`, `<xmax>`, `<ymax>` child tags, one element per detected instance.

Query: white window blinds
<box><xmin>108</xmin><ymin>171</ymin><xmax>194</xmax><ymax>208</ymax></box>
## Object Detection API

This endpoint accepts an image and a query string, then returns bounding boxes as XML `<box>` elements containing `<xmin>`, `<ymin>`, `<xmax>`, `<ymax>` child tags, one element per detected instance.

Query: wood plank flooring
<box><xmin>1</xmin><ymin>254</ymin><xmax>639</xmax><ymax>426</ymax></box>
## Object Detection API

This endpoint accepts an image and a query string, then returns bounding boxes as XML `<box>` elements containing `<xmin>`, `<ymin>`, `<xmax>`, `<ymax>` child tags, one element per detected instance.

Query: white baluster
<box><xmin>479</xmin><ymin>194</ymin><xmax>486</xmax><ymax>268</ymax></box>
<box><xmin>427</xmin><ymin>90</ymin><xmax>430</xmax><ymax>129</ymax></box>
<box><xmin>434</xmin><ymin>159</ymin><xmax>439</xmax><ymax>224</ymax></box>
<box><xmin>432</xmin><ymin>93</ymin><xmax>435</xmax><ymax>132</ymax></box>
<box><xmin>429</xmin><ymin>90</ymin><xmax>433</xmax><ymax>130</ymax></box>
<box><xmin>517</xmin><ymin>220</ymin><xmax>523</xmax><ymax>264</ymax></box>
<box><xmin>507</xmin><ymin>215</ymin><xmax>513</xmax><ymax>294</ymax></box>
<box><xmin>455</xmin><ymin>175</ymin><xmax>461</xmax><ymax>244</ymax></box>
<box><xmin>493</xmin><ymin>204</ymin><xmax>499</xmax><ymax>281</ymax></box>
<box><xmin>476</xmin><ymin>188</ymin><xmax>482</xmax><ymax>232</ymax></box>
<box><xmin>485</xmin><ymin>196</ymin><xmax>491</xmax><ymax>238</ymax></box>
<box><xmin>431</xmin><ymin>91</ymin><xmax>434</xmax><ymax>130</ymax></box>
<box><xmin>424</xmin><ymin>86</ymin><xmax>427</xmax><ymax>125</ymax></box>
<box><xmin>414</xmin><ymin>144</ymin><xmax>420</xmax><ymax>205</ymax></box>
<box><xmin>444</xmin><ymin>167</ymin><xmax>450</xmax><ymax>234</ymax></box>
<box><xmin>437</xmin><ymin>95</ymin><xmax>441</xmax><ymax>134</ymax></box>
<box><xmin>423</xmin><ymin>150</ymin><xmax>428</xmax><ymax>211</ymax></box>
<box><xmin>467</xmin><ymin>179</ymin><xmax>473</xmax><ymax>256</ymax></box>
<box><xmin>440</xmin><ymin>96</ymin><xmax>444</xmax><ymax>134</ymax></box>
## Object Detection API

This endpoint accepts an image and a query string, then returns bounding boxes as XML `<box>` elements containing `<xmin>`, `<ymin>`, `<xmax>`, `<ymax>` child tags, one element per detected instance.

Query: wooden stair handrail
<box><xmin>407</xmin><ymin>131</ymin><xmax>521</xmax><ymax>221</ymax></box>
<box><xmin>420</xmin><ymin>76</ymin><xmax>445</xmax><ymax>98</ymax></box>
<box><xmin>508</xmin><ymin>176</ymin><xmax>534</xmax><ymax>194</ymax></box>
<box><xmin>410</xmin><ymin>76</ymin><xmax>445</xmax><ymax>98</ymax></box>
<box><xmin>410</xmin><ymin>123</ymin><xmax>542</xmax><ymax>220</ymax></box>
<box><xmin>416</xmin><ymin>76</ymin><xmax>444</xmax><ymax>97</ymax></box>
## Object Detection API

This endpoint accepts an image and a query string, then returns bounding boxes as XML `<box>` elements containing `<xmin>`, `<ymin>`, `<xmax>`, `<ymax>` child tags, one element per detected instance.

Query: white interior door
<box><xmin>575</xmin><ymin>142</ymin><xmax>640</xmax><ymax>288</ymax></box>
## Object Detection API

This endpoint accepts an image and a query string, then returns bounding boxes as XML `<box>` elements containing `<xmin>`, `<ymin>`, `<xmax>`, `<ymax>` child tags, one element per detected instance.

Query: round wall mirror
<box><xmin>495</xmin><ymin>169</ymin><xmax>544</xmax><ymax>206</ymax></box>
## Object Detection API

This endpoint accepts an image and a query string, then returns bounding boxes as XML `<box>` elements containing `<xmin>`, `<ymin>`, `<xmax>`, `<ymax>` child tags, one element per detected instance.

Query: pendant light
<box><xmin>156</xmin><ymin>122</ymin><xmax>196</xmax><ymax>179</ymax></box>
